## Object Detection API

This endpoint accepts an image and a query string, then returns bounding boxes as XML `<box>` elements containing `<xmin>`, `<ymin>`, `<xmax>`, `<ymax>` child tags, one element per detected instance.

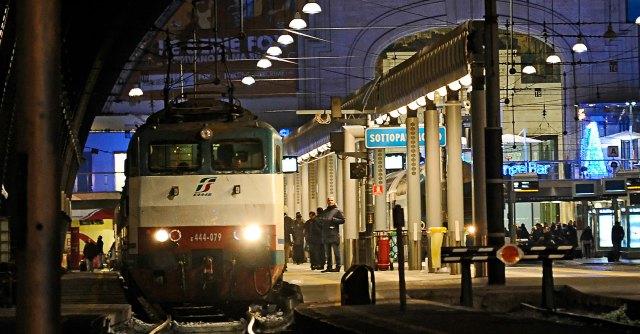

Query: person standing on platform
<box><xmin>580</xmin><ymin>225</ymin><xmax>594</xmax><ymax>258</ymax></box>
<box><xmin>283</xmin><ymin>212</ymin><xmax>294</xmax><ymax>271</ymax></box>
<box><xmin>292</xmin><ymin>212</ymin><xmax>306</xmax><ymax>264</ymax></box>
<box><xmin>319</xmin><ymin>196</ymin><xmax>345</xmax><ymax>272</ymax></box>
<box><xmin>82</xmin><ymin>240</ymin><xmax>97</xmax><ymax>272</ymax></box>
<box><xmin>611</xmin><ymin>221</ymin><xmax>625</xmax><ymax>262</ymax></box>
<box><xmin>306</xmin><ymin>209</ymin><xmax>325</xmax><ymax>270</ymax></box>
<box><xmin>96</xmin><ymin>235</ymin><xmax>104</xmax><ymax>269</ymax></box>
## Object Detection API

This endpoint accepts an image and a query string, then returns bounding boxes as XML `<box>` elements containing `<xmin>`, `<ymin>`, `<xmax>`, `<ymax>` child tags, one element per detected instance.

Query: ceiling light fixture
<box><xmin>426</xmin><ymin>91</ymin><xmax>435</xmax><ymax>101</ymax></box>
<box><xmin>302</xmin><ymin>1</ymin><xmax>322</xmax><ymax>15</ymax></box>
<box><xmin>448</xmin><ymin>80</ymin><xmax>462</xmax><ymax>91</ymax></box>
<box><xmin>289</xmin><ymin>12</ymin><xmax>307</xmax><ymax>30</ymax></box>
<box><xmin>266</xmin><ymin>46</ymin><xmax>283</xmax><ymax>56</ymax></box>
<box><xmin>436</xmin><ymin>86</ymin><xmax>447</xmax><ymax>97</ymax></box>
<box><xmin>398</xmin><ymin>106</ymin><xmax>408</xmax><ymax>115</ymax></box>
<box><xmin>572</xmin><ymin>34</ymin><xmax>587</xmax><ymax>53</ymax></box>
<box><xmin>522</xmin><ymin>64</ymin><xmax>537</xmax><ymax>74</ymax></box>
<box><xmin>277</xmin><ymin>34</ymin><xmax>294</xmax><ymax>45</ymax></box>
<box><xmin>546</xmin><ymin>53</ymin><xmax>561</xmax><ymax>64</ymax></box>
<box><xmin>128</xmin><ymin>85</ymin><xmax>143</xmax><ymax>97</ymax></box>
<box><xmin>241</xmin><ymin>76</ymin><xmax>255</xmax><ymax>85</ymax></box>
<box><xmin>416</xmin><ymin>96</ymin><xmax>427</xmax><ymax>107</ymax></box>
<box><xmin>459</xmin><ymin>74</ymin><xmax>472</xmax><ymax>87</ymax></box>
<box><xmin>257</xmin><ymin>58</ymin><xmax>272</xmax><ymax>69</ymax></box>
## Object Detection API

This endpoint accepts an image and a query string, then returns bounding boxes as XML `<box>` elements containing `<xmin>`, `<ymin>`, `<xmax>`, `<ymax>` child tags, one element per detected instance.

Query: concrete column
<box><xmin>294</xmin><ymin>171</ymin><xmax>302</xmax><ymax>216</ymax></box>
<box><xmin>285</xmin><ymin>173</ymin><xmax>295</xmax><ymax>217</ymax></box>
<box><xmin>300</xmin><ymin>163</ymin><xmax>309</xmax><ymax>219</ymax></box>
<box><xmin>425</xmin><ymin>106</ymin><xmax>443</xmax><ymax>271</ymax></box>
<box><xmin>335</xmin><ymin>154</ymin><xmax>343</xmax><ymax>209</ymax></box>
<box><xmin>308</xmin><ymin>161</ymin><xmax>318</xmax><ymax>211</ymax></box>
<box><xmin>342</xmin><ymin>126</ymin><xmax>364</xmax><ymax>269</ymax></box>
<box><xmin>446</xmin><ymin>89</ymin><xmax>464</xmax><ymax>261</ymax></box>
<box><xmin>373</xmin><ymin>149</ymin><xmax>388</xmax><ymax>231</ymax></box>
<box><xmin>317</xmin><ymin>157</ymin><xmax>327</xmax><ymax>212</ymax></box>
<box><xmin>406</xmin><ymin>114</ymin><xmax>422</xmax><ymax>270</ymax></box>
<box><xmin>327</xmin><ymin>154</ymin><xmax>337</xmax><ymax>199</ymax></box>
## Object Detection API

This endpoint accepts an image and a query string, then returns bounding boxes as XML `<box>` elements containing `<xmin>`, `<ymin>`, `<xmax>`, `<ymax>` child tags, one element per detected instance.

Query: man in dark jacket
<box><xmin>306</xmin><ymin>210</ymin><xmax>325</xmax><ymax>270</ymax></box>
<box><xmin>318</xmin><ymin>196</ymin><xmax>345</xmax><ymax>272</ymax></box>
<box><xmin>580</xmin><ymin>225</ymin><xmax>594</xmax><ymax>258</ymax></box>
<box><xmin>283</xmin><ymin>213</ymin><xmax>295</xmax><ymax>270</ymax></box>
<box><xmin>611</xmin><ymin>221</ymin><xmax>625</xmax><ymax>262</ymax></box>
<box><xmin>292</xmin><ymin>213</ymin><xmax>306</xmax><ymax>264</ymax></box>
<box><xmin>82</xmin><ymin>241</ymin><xmax>98</xmax><ymax>272</ymax></box>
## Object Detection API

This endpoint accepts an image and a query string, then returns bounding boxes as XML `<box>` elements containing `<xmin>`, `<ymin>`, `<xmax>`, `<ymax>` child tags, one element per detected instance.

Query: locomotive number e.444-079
<box><xmin>190</xmin><ymin>232</ymin><xmax>223</xmax><ymax>242</ymax></box>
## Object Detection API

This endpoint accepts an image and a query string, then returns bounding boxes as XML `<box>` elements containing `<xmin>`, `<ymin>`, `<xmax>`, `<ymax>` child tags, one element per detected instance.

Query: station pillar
<box><xmin>342</xmin><ymin>126</ymin><xmax>363</xmax><ymax>269</ymax></box>
<box><xmin>327</xmin><ymin>154</ymin><xmax>337</xmax><ymax>200</ymax></box>
<box><xmin>294</xmin><ymin>171</ymin><xmax>302</xmax><ymax>216</ymax></box>
<box><xmin>300</xmin><ymin>163</ymin><xmax>310</xmax><ymax>220</ymax></box>
<box><xmin>373</xmin><ymin>149</ymin><xmax>388</xmax><ymax>231</ymax></box>
<box><xmin>317</xmin><ymin>157</ymin><xmax>327</xmax><ymax>213</ymax></box>
<box><xmin>308</xmin><ymin>161</ymin><xmax>318</xmax><ymax>212</ymax></box>
<box><xmin>285</xmin><ymin>173</ymin><xmax>295</xmax><ymax>217</ymax></box>
<box><xmin>445</xmin><ymin>89</ymin><xmax>464</xmax><ymax>274</ymax></box>
<box><xmin>424</xmin><ymin>103</ymin><xmax>443</xmax><ymax>272</ymax></box>
<box><xmin>406</xmin><ymin>111</ymin><xmax>422</xmax><ymax>270</ymax></box>
<box><xmin>470</xmin><ymin>65</ymin><xmax>487</xmax><ymax>277</ymax></box>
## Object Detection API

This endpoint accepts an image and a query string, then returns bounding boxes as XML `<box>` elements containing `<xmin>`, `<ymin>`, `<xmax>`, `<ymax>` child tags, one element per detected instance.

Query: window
<box><xmin>114</xmin><ymin>153</ymin><xmax>127</xmax><ymax>191</ymax></box>
<box><xmin>212</xmin><ymin>140</ymin><xmax>264</xmax><ymax>171</ymax></box>
<box><xmin>148</xmin><ymin>143</ymin><xmax>200</xmax><ymax>172</ymax></box>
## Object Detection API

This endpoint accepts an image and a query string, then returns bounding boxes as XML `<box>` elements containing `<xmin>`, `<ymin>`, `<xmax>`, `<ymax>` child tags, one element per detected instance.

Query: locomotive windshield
<box><xmin>212</xmin><ymin>140</ymin><xmax>264</xmax><ymax>171</ymax></box>
<box><xmin>148</xmin><ymin>143</ymin><xmax>201</xmax><ymax>172</ymax></box>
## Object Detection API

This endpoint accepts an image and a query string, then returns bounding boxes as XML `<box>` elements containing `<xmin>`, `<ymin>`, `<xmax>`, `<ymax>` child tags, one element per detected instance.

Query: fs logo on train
<box><xmin>193</xmin><ymin>177</ymin><xmax>217</xmax><ymax>196</ymax></box>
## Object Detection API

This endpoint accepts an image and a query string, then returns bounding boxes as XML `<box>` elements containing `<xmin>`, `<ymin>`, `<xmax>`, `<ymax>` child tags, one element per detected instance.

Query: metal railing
<box><xmin>74</xmin><ymin>172</ymin><xmax>124</xmax><ymax>193</ymax></box>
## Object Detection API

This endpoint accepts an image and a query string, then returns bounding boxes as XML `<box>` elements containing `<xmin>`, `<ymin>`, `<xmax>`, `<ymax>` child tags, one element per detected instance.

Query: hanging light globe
<box><xmin>241</xmin><ymin>76</ymin><xmax>255</xmax><ymax>85</ymax></box>
<box><xmin>277</xmin><ymin>34</ymin><xmax>294</xmax><ymax>45</ymax></box>
<box><xmin>398</xmin><ymin>106</ymin><xmax>408</xmax><ymax>115</ymax></box>
<box><xmin>636</xmin><ymin>16</ymin><xmax>640</xmax><ymax>25</ymax></box>
<box><xmin>416</xmin><ymin>96</ymin><xmax>427</xmax><ymax>107</ymax></box>
<box><xmin>426</xmin><ymin>91</ymin><xmax>436</xmax><ymax>101</ymax></box>
<box><xmin>572</xmin><ymin>35</ymin><xmax>588</xmax><ymax>53</ymax></box>
<box><xmin>266</xmin><ymin>46</ymin><xmax>282</xmax><ymax>56</ymax></box>
<box><xmin>436</xmin><ymin>86</ymin><xmax>447</xmax><ymax>97</ymax></box>
<box><xmin>128</xmin><ymin>85</ymin><xmax>143</xmax><ymax>97</ymax></box>
<box><xmin>522</xmin><ymin>64</ymin><xmax>537</xmax><ymax>74</ymax></box>
<box><xmin>256</xmin><ymin>58</ymin><xmax>272</xmax><ymax>69</ymax></box>
<box><xmin>289</xmin><ymin>12</ymin><xmax>307</xmax><ymax>30</ymax></box>
<box><xmin>546</xmin><ymin>54</ymin><xmax>561</xmax><ymax>64</ymax></box>
<box><xmin>302</xmin><ymin>1</ymin><xmax>322</xmax><ymax>15</ymax></box>
<box><xmin>375</xmin><ymin>116</ymin><xmax>384</xmax><ymax>125</ymax></box>
<box><xmin>389</xmin><ymin>110</ymin><xmax>400</xmax><ymax>118</ymax></box>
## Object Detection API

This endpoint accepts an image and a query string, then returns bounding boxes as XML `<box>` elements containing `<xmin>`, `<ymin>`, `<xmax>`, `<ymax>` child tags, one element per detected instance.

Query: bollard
<box><xmin>393</xmin><ymin>205</ymin><xmax>406</xmax><ymax>312</ymax></box>
<box><xmin>460</xmin><ymin>259</ymin><xmax>473</xmax><ymax>307</ymax></box>
<box><xmin>541</xmin><ymin>258</ymin><xmax>554</xmax><ymax>310</ymax></box>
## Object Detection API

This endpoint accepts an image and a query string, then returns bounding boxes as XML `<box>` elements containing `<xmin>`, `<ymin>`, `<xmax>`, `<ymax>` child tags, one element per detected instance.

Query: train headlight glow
<box><xmin>154</xmin><ymin>229</ymin><xmax>170</xmax><ymax>242</ymax></box>
<box><xmin>241</xmin><ymin>224</ymin><xmax>263</xmax><ymax>241</ymax></box>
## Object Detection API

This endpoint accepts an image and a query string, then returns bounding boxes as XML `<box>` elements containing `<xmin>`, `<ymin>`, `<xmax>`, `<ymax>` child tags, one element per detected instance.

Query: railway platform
<box><xmin>0</xmin><ymin>271</ymin><xmax>130</xmax><ymax>332</ymax></box>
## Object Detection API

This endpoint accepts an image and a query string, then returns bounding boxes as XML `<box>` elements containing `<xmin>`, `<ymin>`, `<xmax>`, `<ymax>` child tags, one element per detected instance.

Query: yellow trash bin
<box><xmin>428</xmin><ymin>227</ymin><xmax>448</xmax><ymax>269</ymax></box>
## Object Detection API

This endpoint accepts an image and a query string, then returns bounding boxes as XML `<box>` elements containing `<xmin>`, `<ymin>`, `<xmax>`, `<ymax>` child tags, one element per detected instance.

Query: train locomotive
<box><xmin>115</xmin><ymin>98</ymin><xmax>289</xmax><ymax>314</ymax></box>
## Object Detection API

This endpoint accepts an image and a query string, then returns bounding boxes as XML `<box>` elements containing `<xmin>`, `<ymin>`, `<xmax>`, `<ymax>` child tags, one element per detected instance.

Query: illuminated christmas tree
<box><xmin>579</xmin><ymin>122</ymin><xmax>608</xmax><ymax>178</ymax></box>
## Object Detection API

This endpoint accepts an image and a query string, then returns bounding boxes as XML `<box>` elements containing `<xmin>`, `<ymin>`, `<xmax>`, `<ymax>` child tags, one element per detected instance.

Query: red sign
<box><xmin>496</xmin><ymin>244</ymin><xmax>523</xmax><ymax>266</ymax></box>
<box><xmin>372</xmin><ymin>184</ymin><xmax>384</xmax><ymax>196</ymax></box>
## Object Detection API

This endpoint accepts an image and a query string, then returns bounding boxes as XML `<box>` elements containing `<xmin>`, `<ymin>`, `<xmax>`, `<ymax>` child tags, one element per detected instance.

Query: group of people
<box><xmin>516</xmin><ymin>220</ymin><xmax>626</xmax><ymax>261</ymax></box>
<box><xmin>284</xmin><ymin>196</ymin><xmax>345</xmax><ymax>272</ymax></box>
<box><xmin>81</xmin><ymin>235</ymin><xmax>104</xmax><ymax>272</ymax></box>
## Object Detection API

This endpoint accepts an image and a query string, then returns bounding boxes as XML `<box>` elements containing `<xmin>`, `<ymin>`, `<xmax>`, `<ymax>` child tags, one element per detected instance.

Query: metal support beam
<box><xmin>484</xmin><ymin>0</ymin><xmax>506</xmax><ymax>285</ymax></box>
<box><xmin>342</xmin><ymin>126</ymin><xmax>363</xmax><ymax>269</ymax></box>
<box><xmin>317</xmin><ymin>157</ymin><xmax>327</xmax><ymax>212</ymax></box>
<box><xmin>373</xmin><ymin>149</ymin><xmax>387</xmax><ymax>231</ymax></box>
<box><xmin>470</xmin><ymin>67</ymin><xmax>487</xmax><ymax>277</ymax></box>
<box><xmin>300</xmin><ymin>163</ymin><xmax>309</xmax><ymax>220</ymax></box>
<box><xmin>15</xmin><ymin>0</ymin><xmax>61</xmax><ymax>332</ymax></box>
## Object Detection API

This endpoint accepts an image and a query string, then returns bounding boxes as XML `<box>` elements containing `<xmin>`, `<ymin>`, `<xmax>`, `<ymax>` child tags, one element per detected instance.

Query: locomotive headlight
<box><xmin>154</xmin><ymin>229</ymin><xmax>170</xmax><ymax>242</ymax></box>
<box><xmin>241</xmin><ymin>224</ymin><xmax>263</xmax><ymax>241</ymax></box>
<box><xmin>200</xmin><ymin>127</ymin><xmax>213</xmax><ymax>140</ymax></box>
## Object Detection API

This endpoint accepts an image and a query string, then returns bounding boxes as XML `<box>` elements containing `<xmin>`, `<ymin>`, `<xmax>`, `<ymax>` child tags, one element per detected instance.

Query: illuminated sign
<box><xmin>365</xmin><ymin>126</ymin><xmax>446</xmax><ymax>148</ymax></box>
<box><xmin>279</xmin><ymin>128</ymin><xmax>292</xmax><ymax>138</ymax></box>
<box><xmin>502</xmin><ymin>162</ymin><xmax>551</xmax><ymax>176</ymax></box>
<box><xmin>513</xmin><ymin>181</ymin><xmax>539</xmax><ymax>193</ymax></box>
